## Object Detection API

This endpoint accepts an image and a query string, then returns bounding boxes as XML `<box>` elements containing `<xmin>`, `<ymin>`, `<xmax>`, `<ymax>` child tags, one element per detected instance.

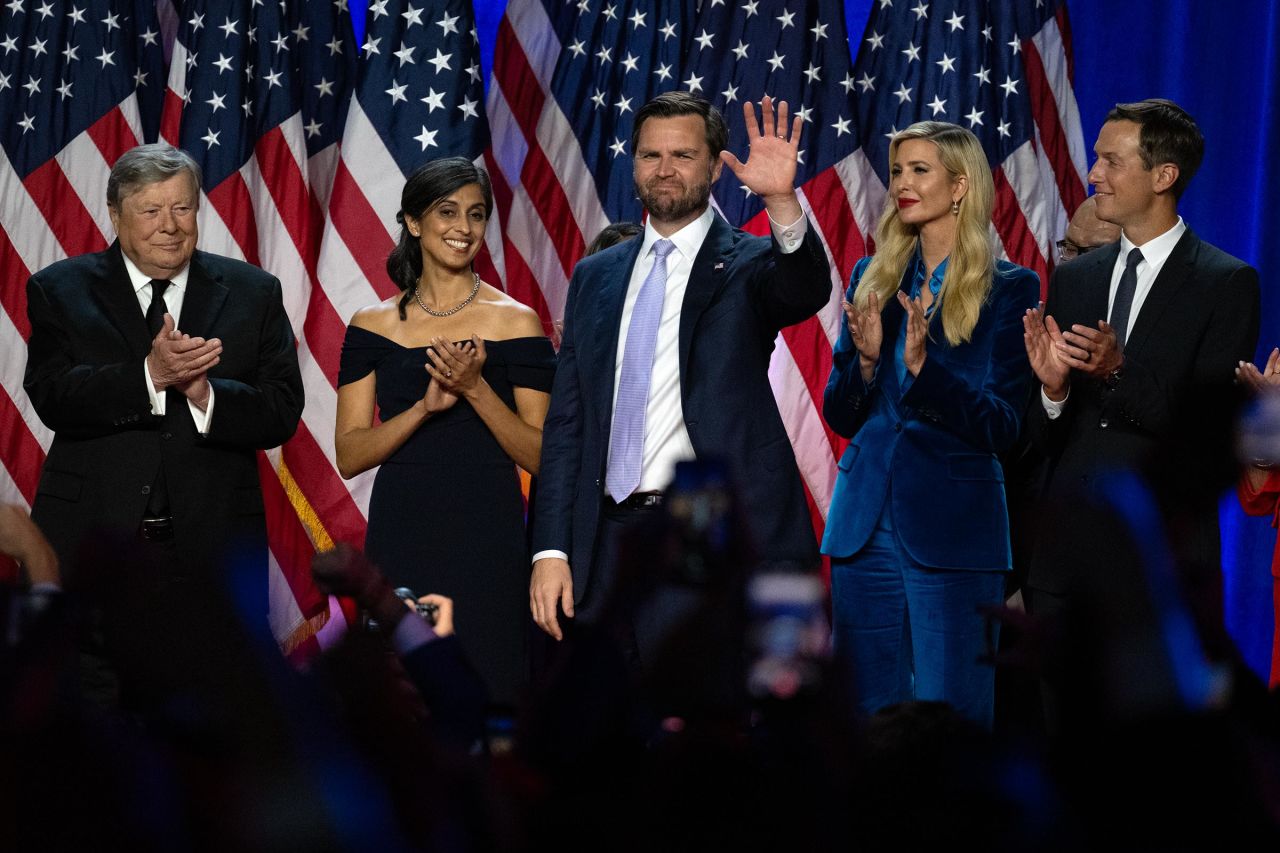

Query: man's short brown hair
<box><xmin>1106</xmin><ymin>99</ymin><xmax>1204</xmax><ymax>199</ymax></box>
<box><xmin>630</xmin><ymin>92</ymin><xmax>728</xmax><ymax>159</ymax></box>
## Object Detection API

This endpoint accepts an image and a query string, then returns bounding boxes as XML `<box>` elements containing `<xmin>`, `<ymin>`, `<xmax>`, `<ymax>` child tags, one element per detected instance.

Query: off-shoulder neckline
<box><xmin>345</xmin><ymin>326</ymin><xmax>549</xmax><ymax>349</ymax></box>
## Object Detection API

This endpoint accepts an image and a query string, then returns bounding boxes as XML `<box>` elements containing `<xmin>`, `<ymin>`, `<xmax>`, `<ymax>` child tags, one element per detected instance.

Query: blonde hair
<box><xmin>854</xmin><ymin>122</ymin><xmax>995</xmax><ymax>345</ymax></box>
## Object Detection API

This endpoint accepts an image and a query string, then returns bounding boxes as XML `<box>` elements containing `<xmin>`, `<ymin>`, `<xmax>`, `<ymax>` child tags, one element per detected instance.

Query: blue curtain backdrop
<box><xmin>357</xmin><ymin>0</ymin><xmax>1280</xmax><ymax>676</ymax></box>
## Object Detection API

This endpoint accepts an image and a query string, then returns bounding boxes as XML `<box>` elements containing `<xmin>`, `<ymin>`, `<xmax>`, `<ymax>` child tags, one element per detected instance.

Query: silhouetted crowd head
<box><xmin>3</xmin><ymin>448</ymin><xmax>1279</xmax><ymax>850</ymax></box>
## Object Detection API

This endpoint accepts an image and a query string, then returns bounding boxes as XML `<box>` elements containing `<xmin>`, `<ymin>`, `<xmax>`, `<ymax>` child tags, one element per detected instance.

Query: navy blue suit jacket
<box><xmin>532</xmin><ymin>214</ymin><xmax>830</xmax><ymax>604</ymax></box>
<box><xmin>822</xmin><ymin>257</ymin><xmax>1039</xmax><ymax>570</ymax></box>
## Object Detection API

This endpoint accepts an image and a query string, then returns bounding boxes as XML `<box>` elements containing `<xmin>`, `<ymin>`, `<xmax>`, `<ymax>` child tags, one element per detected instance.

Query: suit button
<box><xmin>1099</xmin><ymin>418</ymin><xmax>1109</xmax><ymax>429</ymax></box>
<box><xmin>162</xmin><ymin>432</ymin><xmax>173</xmax><ymax>440</ymax></box>
<box><xmin>894</xmin><ymin>422</ymin><xmax>903</xmax><ymax>433</ymax></box>
<box><xmin>141</xmin><ymin>485</ymin><xmax>152</xmax><ymax>495</ymax></box>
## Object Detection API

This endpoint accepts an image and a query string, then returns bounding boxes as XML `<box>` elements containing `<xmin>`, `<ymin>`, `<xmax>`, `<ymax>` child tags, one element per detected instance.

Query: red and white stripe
<box><xmin>485</xmin><ymin>0</ymin><xmax>864</xmax><ymax>556</ymax></box>
<box><xmin>1003</xmin><ymin>10</ymin><xmax>1089</xmax><ymax>298</ymax></box>
<box><xmin>161</xmin><ymin>42</ymin><xmax>355</xmax><ymax>657</ymax></box>
<box><xmin>0</xmin><ymin>92</ymin><xmax>152</xmax><ymax>518</ymax></box>
<box><xmin>484</xmin><ymin>5</ymin><xmax>1085</xmax><ymax>563</ymax></box>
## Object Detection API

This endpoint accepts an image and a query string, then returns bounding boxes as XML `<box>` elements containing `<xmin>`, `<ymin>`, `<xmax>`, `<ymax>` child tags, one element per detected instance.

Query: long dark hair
<box><xmin>386</xmin><ymin>157</ymin><xmax>494</xmax><ymax>319</ymax></box>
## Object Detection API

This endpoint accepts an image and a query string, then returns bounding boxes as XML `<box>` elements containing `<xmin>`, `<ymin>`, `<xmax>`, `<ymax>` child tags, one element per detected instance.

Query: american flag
<box><xmin>308</xmin><ymin>0</ymin><xmax>496</xmax><ymax>645</ymax></box>
<box><xmin>2</xmin><ymin>0</ymin><xmax>1084</xmax><ymax>639</ymax></box>
<box><xmin>852</xmin><ymin>0</ymin><xmax>1087</xmax><ymax>292</ymax></box>
<box><xmin>483</xmin><ymin>0</ymin><xmax>1085</xmax><ymax>550</ymax></box>
<box><xmin>161</xmin><ymin>0</ymin><xmax>495</xmax><ymax>658</ymax></box>
<box><xmin>157</xmin><ymin>0</ymin><xmax>362</xmax><ymax>658</ymax></box>
<box><xmin>484</xmin><ymin>0</ymin><xmax>690</xmax><ymax>329</ymax></box>
<box><xmin>487</xmin><ymin>0</ymin><xmax>1085</xmax><ymax>550</ymax></box>
<box><xmin>0</xmin><ymin>0</ymin><xmax>165</xmax><ymax>580</ymax></box>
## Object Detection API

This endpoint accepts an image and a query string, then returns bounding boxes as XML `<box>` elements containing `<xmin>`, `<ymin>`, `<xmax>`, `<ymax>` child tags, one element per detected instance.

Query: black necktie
<box><xmin>147</xmin><ymin>279</ymin><xmax>170</xmax><ymax>337</ymax></box>
<box><xmin>1109</xmin><ymin>248</ymin><xmax>1143</xmax><ymax>349</ymax></box>
<box><xmin>145</xmin><ymin>279</ymin><xmax>172</xmax><ymax>518</ymax></box>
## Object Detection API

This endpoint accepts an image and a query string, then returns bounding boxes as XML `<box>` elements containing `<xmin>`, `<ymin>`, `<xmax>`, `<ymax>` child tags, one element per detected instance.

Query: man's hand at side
<box><xmin>530</xmin><ymin>557</ymin><xmax>574</xmax><ymax>641</ymax></box>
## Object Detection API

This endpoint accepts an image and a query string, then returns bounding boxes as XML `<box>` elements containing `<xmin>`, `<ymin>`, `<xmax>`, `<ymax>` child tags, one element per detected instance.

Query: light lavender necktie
<box><xmin>606</xmin><ymin>239</ymin><xmax>675</xmax><ymax>502</ymax></box>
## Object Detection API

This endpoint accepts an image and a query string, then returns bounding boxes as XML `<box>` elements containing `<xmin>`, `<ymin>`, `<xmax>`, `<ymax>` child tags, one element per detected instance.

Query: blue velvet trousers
<box><xmin>830</xmin><ymin>505</ymin><xmax>1005</xmax><ymax>729</ymax></box>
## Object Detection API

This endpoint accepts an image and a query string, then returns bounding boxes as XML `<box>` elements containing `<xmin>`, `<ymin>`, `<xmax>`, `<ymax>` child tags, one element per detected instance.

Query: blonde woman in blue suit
<box><xmin>822</xmin><ymin>122</ymin><xmax>1039</xmax><ymax>728</ymax></box>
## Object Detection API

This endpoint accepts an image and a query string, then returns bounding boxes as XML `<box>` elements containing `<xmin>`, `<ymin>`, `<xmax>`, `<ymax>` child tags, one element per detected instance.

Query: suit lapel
<box><xmin>678</xmin><ymin>214</ymin><xmax>734</xmax><ymax>379</ymax></box>
<box><xmin>1080</xmin><ymin>243</ymin><xmax>1119</xmax><ymax>325</ymax></box>
<box><xmin>179</xmin><ymin>251</ymin><xmax>230</xmax><ymax>338</ymax></box>
<box><xmin>1123</xmin><ymin>229</ymin><xmax>1198</xmax><ymax>359</ymax></box>
<box><xmin>880</xmin><ymin>276</ymin><xmax>908</xmax><ymax>404</ymax></box>
<box><xmin>590</xmin><ymin>238</ymin><xmax>644</xmax><ymax>417</ymax></box>
<box><xmin>95</xmin><ymin>243</ymin><xmax>152</xmax><ymax>356</ymax></box>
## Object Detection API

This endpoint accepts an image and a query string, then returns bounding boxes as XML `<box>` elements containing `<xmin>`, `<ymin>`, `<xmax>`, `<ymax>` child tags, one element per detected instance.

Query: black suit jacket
<box><xmin>24</xmin><ymin>242</ymin><xmax>304</xmax><ymax>583</ymax></box>
<box><xmin>533</xmin><ymin>214</ymin><xmax>831</xmax><ymax>605</ymax></box>
<box><xmin>1026</xmin><ymin>228</ymin><xmax>1260</xmax><ymax>593</ymax></box>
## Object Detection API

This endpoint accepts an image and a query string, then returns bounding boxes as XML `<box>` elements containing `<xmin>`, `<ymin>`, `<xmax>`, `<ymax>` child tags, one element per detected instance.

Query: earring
<box><xmin>951</xmin><ymin>200</ymin><xmax>960</xmax><ymax>215</ymax></box>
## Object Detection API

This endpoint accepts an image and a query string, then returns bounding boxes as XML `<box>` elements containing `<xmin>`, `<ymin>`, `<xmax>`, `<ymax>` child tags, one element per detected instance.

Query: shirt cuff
<box><xmin>188</xmin><ymin>385</ymin><xmax>215</xmax><ymax>434</ymax></box>
<box><xmin>390</xmin><ymin>608</ymin><xmax>439</xmax><ymax>656</ymax></box>
<box><xmin>1040</xmin><ymin>385</ymin><xmax>1069</xmax><ymax>419</ymax></box>
<box><xmin>143</xmin><ymin>358</ymin><xmax>164</xmax><ymax>416</ymax></box>
<box><xmin>766</xmin><ymin>212</ymin><xmax>808</xmax><ymax>254</ymax></box>
<box><xmin>532</xmin><ymin>549</ymin><xmax>569</xmax><ymax>565</ymax></box>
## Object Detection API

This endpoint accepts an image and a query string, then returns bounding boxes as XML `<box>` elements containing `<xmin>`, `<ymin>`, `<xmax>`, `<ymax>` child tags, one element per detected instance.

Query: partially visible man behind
<box><xmin>23</xmin><ymin>143</ymin><xmax>304</xmax><ymax>708</ymax></box>
<box><xmin>1056</xmin><ymin>195</ymin><xmax>1121</xmax><ymax>263</ymax></box>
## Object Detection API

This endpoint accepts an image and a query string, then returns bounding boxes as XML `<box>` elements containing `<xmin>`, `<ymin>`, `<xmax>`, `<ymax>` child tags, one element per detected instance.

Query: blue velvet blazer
<box><xmin>821</xmin><ymin>256</ymin><xmax>1039</xmax><ymax>570</ymax></box>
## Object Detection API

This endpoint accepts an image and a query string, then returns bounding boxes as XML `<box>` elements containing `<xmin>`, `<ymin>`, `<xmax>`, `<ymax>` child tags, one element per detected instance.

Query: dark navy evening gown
<box><xmin>339</xmin><ymin>327</ymin><xmax>555</xmax><ymax>705</ymax></box>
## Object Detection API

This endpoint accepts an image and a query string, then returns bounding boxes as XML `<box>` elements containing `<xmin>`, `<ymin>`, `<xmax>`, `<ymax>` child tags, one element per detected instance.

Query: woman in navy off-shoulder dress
<box><xmin>336</xmin><ymin>158</ymin><xmax>554</xmax><ymax>705</ymax></box>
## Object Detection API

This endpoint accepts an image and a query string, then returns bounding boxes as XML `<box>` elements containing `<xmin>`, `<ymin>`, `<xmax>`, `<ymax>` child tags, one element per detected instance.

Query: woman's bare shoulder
<box><xmin>349</xmin><ymin>296</ymin><xmax>406</xmax><ymax>333</ymax></box>
<box><xmin>480</xmin><ymin>285</ymin><xmax>546</xmax><ymax>338</ymax></box>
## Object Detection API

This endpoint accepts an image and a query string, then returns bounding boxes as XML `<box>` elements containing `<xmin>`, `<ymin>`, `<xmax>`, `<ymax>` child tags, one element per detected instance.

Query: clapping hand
<box><xmin>1058</xmin><ymin>321</ymin><xmax>1124</xmax><ymax>379</ymax></box>
<box><xmin>426</xmin><ymin>335</ymin><xmax>486</xmax><ymax>399</ymax></box>
<box><xmin>147</xmin><ymin>313</ymin><xmax>221</xmax><ymax>391</ymax></box>
<box><xmin>1023</xmin><ymin>304</ymin><xmax>1071</xmax><ymax>400</ymax></box>
<box><xmin>1237</xmin><ymin>346</ymin><xmax>1280</xmax><ymax>395</ymax></box>
<box><xmin>897</xmin><ymin>291</ymin><xmax>928</xmax><ymax>377</ymax></box>
<box><xmin>843</xmin><ymin>291</ymin><xmax>883</xmax><ymax>383</ymax></box>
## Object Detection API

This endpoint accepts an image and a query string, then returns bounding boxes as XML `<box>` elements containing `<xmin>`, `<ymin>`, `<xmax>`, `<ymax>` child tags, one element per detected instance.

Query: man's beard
<box><xmin>636</xmin><ymin>168</ymin><xmax>714</xmax><ymax>223</ymax></box>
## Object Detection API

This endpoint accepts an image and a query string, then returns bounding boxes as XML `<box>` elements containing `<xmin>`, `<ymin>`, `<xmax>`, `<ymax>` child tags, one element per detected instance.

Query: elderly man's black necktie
<box><xmin>145</xmin><ymin>279</ymin><xmax>171</xmax><ymax>520</ymax></box>
<box><xmin>147</xmin><ymin>279</ymin><xmax>170</xmax><ymax>337</ymax></box>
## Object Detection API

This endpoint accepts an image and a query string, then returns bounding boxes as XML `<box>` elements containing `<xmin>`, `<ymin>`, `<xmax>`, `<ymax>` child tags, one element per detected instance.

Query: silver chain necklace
<box><xmin>414</xmin><ymin>272</ymin><xmax>481</xmax><ymax>318</ymax></box>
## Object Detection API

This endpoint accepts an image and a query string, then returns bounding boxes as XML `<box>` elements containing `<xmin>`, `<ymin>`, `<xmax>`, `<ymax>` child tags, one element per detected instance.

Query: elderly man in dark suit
<box><xmin>23</xmin><ymin>143</ymin><xmax>303</xmax><ymax>707</ymax></box>
<box><xmin>529</xmin><ymin>92</ymin><xmax>830</xmax><ymax>659</ymax></box>
<box><xmin>1021</xmin><ymin>100</ymin><xmax>1260</xmax><ymax>713</ymax></box>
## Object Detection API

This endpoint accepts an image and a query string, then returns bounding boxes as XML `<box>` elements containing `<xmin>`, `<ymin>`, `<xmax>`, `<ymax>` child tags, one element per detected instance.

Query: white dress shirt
<box><xmin>532</xmin><ymin>206</ymin><xmax>808</xmax><ymax>565</ymax></box>
<box><xmin>1041</xmin><ymin>217</ymin><xmax>1187</xmax><ymax>418</ymax></box>
<box><xmin>122</xmin><ymin>253</ymin><xmax>216</xmax><ymax>433</ymax></box>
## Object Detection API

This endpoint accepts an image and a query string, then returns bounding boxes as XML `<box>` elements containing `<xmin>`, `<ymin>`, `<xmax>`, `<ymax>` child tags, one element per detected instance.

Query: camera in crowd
<box><xmin>363</xmin><ymin>586</ymin><xmax>439</xmax><ymax>631</ymax></box>
<box><xmin>394</xmin><ymin>588</ymin><xmax>440</xmax><ymax>626</ymax></box>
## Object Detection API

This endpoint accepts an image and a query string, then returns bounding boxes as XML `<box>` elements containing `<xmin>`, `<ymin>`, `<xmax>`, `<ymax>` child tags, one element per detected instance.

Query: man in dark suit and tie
<box><xmin>529</xmin><ymin>92</ymin><xmax>830</xmax><ymax>657</ymax></box>
<box><xmin>23</xmin><ymin>143</ymin><xmax>303</xmax><ymax>707</ymax></box>
<box><xmin>1021</xmin><ymin>100</ymin><xmax>1260</xmax><ymax>717</ymax></box>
